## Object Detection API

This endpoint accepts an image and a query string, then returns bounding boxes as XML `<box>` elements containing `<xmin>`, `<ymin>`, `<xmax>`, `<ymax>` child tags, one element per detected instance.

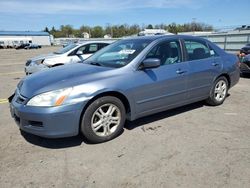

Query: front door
<box><xmin>132</xmin><ymin>40</ymin><xmax>189</xmax><ymax>116</ymax></box>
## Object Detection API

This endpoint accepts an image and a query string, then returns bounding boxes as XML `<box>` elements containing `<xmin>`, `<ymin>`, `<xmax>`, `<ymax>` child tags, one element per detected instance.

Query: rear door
<box><xmin>182</xmin><ymin>39</ymin><xmax>222</xmax><ymax>100</ymax></box>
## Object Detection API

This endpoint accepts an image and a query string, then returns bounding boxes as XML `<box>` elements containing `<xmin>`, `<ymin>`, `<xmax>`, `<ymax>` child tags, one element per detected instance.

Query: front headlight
<box><xmin>27</xmin><ymin>87</ymin><xmax>73</xmax><ymax>107</ymax></box>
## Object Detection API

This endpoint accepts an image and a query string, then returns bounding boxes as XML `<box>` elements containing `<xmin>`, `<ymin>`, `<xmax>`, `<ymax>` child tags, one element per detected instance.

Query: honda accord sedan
<box><xmin>9</xmin><ymin>35</ymin><xmax>240</xmax><ymax>143</ymax></box>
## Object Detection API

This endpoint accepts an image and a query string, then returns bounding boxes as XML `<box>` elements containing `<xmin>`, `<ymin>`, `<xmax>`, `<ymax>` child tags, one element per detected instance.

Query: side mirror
<box><xmin>76</xmin><ymin>51</ymin><xmax>83</xmax><ymax>55</ymax></box>
<box><xmin>140</xmin><ymin>58</ymin><xmax>161</xmax><ymax>69</ymax></box>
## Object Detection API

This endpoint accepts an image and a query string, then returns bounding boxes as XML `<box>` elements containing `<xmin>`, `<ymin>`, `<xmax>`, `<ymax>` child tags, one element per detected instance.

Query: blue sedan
<box><xmin>9</xmin><ymin>35</ymin><xmax>240</xmax><ymax>143</ymax></box>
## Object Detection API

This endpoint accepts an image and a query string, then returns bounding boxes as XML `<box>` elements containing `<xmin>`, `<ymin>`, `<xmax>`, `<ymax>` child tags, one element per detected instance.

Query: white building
<box><xmin>0</xmin><ymin>31</ymin><xmax>52</xmax><ymax>47</ymax></box>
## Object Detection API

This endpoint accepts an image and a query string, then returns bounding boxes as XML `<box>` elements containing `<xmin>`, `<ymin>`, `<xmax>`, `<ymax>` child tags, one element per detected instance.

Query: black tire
<box><xmin>81</xmin><ymin>96</ymin><xmax>126</xmax><ymax>143</ymax></box>
<box><xmin>206</xmin><ymin>76</ymin><xmax>228</xmax><ymax>106</ymax></box>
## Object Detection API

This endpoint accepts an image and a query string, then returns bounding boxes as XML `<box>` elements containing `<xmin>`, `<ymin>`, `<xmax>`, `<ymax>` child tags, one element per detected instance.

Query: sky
<box><xmin>0</xmin><ymin>0</ymin><xmax>249</xmax><ymax>31</ymax></box>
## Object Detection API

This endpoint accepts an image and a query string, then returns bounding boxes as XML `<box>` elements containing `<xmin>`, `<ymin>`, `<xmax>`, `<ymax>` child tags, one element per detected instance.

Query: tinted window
<box><xmin>184</xmin><ymin>40</ymin><xmax>213</xmax><ymax>61</ymax></box>
<box><xmin>77</xmin><ymin>45</ymin><xmax>86</xmax><ymax>53</ymax></box>
<box><xmin>146</xmin><ymin>41</ymin><xmax>181</xmax><ymax>65</ymax></box>
<box><xmin>76</xmin><ymin>44</ymin><xmax>98</xmax><ymax>54</ymax></box>
<box><xmin>88</xmin><ymin>44</ymin><xmax>98</xmax><ymax>53</ymax></box>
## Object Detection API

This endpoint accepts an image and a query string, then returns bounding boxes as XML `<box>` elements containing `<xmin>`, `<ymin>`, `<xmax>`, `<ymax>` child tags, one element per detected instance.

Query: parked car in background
<box><xmin>9</xmin><ymin>35</ymin><xmax>240</xmax><ymax>143</ymax></box>
<box><xmin>240</xmin><ymin>43</ymin><xmax>250</xmax><ymax>55</ymax></box>
<box><xmin>239</xmin><ymin>54</ymin><xmax>250</xmax><ymax>75</ymax></box>
<box><xmin>25</xmin><ymin>41</ymin><xmax>114</xmax><ymax>75</ymax></box>
<box><xmin>24</xmin><ymin>43</ymin><xmax>41</xmax><ymax>49</ymax></box>
<box><xmin>0</xmin><ymin>41</ymin><xmax>4</xmax><ymax>49</ymax></box>
<box><xmin>15</xmin><ymin>43</ymin><xmax>29</xmax><ymax>50</ymax></box>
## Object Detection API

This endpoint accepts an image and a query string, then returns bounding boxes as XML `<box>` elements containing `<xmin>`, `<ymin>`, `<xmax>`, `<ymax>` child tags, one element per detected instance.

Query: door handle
<box><xmin>176</xmin><ymin>69</ymin><xmax>187</xmax><ymax>74</ymax></box>
<box><xmin>212</xmin><ymin>62</ymin><xmax>219</xmax><ymax>66</ymax></box>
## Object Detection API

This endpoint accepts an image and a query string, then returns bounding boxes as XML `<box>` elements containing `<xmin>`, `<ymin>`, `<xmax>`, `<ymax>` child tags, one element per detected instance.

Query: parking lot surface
<box><xmin>0</xmin><ymin>47</ymin><xmax>250</xmax><ymax>188</ymax></box>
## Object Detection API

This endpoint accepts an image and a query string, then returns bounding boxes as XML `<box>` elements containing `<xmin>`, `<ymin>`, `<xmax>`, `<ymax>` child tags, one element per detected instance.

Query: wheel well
<box><xmin>79</xmin><ymin>91</ymin><xmax>131</xmax><ymax>130</ymax></box>
<box><xmin>218</xmin><ymin>74</ymin><xmax>231</xmax><ymax>88</ymax></box>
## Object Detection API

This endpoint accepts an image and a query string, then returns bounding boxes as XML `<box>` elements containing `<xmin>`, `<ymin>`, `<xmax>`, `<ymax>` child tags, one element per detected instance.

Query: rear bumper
<box><xmin>10</xmin><ymin>96</ymin><xmax>86</xmax><ymax>138</ymax></box>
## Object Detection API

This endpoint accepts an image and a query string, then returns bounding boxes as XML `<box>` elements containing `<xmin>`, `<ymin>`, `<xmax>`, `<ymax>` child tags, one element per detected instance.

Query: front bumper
<box><xmin>25</xmin><ymin>63</ymin><xmax>49</xmax><ymax>75</ymax></box>
<box><xmin>9</xmin><ymin>93</ymin><xmax>86</xmax><ymax>138</ymax></box>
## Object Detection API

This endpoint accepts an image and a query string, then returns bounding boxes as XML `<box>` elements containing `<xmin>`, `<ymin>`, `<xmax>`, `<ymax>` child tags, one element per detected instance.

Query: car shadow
<box><xmin>21</xmin><ymin>129</ymin><xmax>125</xmax><ymax>148</ymax></box>
<box><xmin>21</xmin><ymin>131</ymin><xmax>85</xmax><ymax>149</ymax></box>
<box><xmin>240</xmin><ymin>73</ymin><xmax>250</xmax><ymax>78</ymax></box>
<box><xmin>125</xmin><ymin>101</ymin><xmax>205</xmax><ymax>130</ymax></box>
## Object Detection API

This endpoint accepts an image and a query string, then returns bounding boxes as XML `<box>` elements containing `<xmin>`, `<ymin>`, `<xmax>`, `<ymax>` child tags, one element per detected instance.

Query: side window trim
<box><xmin>206</xmin><ymin>42</ymin><xmax>219</xmax><ymax>57</ymax></box>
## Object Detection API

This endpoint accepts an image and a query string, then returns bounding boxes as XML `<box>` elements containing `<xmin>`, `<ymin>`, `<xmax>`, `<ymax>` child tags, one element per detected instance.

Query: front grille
<box><xmin>15</xmin><ymin>89</ymin><xmax>27</xmax><ymax>104</ymax></box>
<box><xmin>16</xmin><ymin>96</ymin><xmax>26</xmax><ymax>104</ymax></box>
<box><xmin>26</xmin><ymin>60</ymin><xmax>32</xmax><ymax>66</ymax></box>
<box><xmin>28</xmin><ymin>121</ymin><xmax>43</xmax><ymax>127</ymax></box>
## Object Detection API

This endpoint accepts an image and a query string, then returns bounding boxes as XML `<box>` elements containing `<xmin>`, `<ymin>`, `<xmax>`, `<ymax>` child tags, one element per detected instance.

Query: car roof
<box><xmin>75</xmin><ymin>40</ymin><xmax>114</xmax><ymax>46</ymax></box>
<box><xmin>122</xmin><ymin>34</ymin><xmax>209</xmax><ymax>43</ymax></box>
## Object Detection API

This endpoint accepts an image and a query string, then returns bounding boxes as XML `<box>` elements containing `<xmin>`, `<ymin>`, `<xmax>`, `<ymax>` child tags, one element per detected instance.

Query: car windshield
<box><xmin>54</xmin><ymin>44</ymin><xmax>77</xmax><ymax>54</ymax></box>
<box><xmin>84</xmin><ymin>39</ymin><xmax>152</xmax><ymax>68</ymax></box>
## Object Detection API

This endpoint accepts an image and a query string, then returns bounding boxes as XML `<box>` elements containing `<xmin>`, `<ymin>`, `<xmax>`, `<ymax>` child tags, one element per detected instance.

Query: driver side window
<box><xmin>76</xmin><ymin>44</ymin><xmax>99</xmax><ymax>55</ymax></box>
<box><xmin>146</xmin><ymin>41</ymin><xmax>181</xmax><ymax>66</ymax></box>
<box><xmin>77</xmin><ymin>46</ymin><xmax>87</xmax><ymax>54</ymax></box>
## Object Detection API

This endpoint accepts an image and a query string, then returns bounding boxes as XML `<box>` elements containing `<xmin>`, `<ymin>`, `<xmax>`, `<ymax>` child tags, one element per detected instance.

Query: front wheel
<box><xmin>206</xmin><ymin>76</ymin><xmax>228</xmax><ymax>106</ymax></box>
<box><xmin>81</xmin><ymin>96</ymin><xmax>126</xmax><ymax>143</ymax></box>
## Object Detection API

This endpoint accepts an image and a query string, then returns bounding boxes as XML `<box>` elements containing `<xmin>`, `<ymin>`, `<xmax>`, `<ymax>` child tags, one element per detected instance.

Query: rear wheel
<box><xmin>206</xmin><ymin>76</ymin><xmax>228</xmax><ymax>106</ymax></box>
<box><xmin>81</xmin><ymin>96</ymin><xmax>126</xmax><ymax>143</ymax></box>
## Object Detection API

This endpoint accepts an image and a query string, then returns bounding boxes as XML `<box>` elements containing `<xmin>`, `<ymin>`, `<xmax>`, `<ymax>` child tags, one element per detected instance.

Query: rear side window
<box><xmin>184</xmin><ymin>40</ymin><xmax>214</xmax><ymax>61</ymax></box>
<box><xmin>146</xmin><ymin>40</ymin><xmax>182</xmax><ymax>66</ymax></box>
<box><xmin>88</xmin><ymin>44</ymin><xmax>98</xmax><ymax>53</ymax></box>
<box><xmin>76</xmin><ymin>43</ymin><xmax>99</xmax><ymax>55</ymax></box>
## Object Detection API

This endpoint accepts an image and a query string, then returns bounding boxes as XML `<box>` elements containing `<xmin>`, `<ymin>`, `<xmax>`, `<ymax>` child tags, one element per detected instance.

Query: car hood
<box><xmin>29</xmin><ymin>53</ymin><xmax>61</xmax><ymax>61</ymax></box>
<box><xmin>19</xmin><ymin>63</ymin><xmax>115</xmax><ymax>98</ymax></box>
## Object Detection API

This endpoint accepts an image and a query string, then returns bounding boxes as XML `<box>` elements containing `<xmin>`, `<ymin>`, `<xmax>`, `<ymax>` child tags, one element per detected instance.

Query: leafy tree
<box><xmin>45</xmin><ymin>22</ymin><xmax>213</xmax><ymax>38</ymax></box>
<box><xmin>60</xmin><ymin>25</ymin><xmax>74</xmax><ymax>37</ymax></box>
<box><xmin>146</xmin><ymin>24</ymin><xmax>154</xmax><ymax>29</ymax></box>
<box><xmin>43</xmin><ymin>27</ymin><xmax>50</xmax><ymax>33</ymax></box>
<box><xmin>91</xmin><ymin>26</ymin><xmax>104</xmax><ymax>38</ymax></box>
